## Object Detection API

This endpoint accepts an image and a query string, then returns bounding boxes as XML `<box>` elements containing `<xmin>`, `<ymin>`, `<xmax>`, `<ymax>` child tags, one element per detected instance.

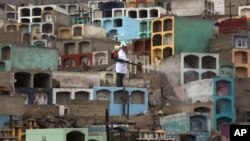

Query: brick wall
<box><xmin>70</xmin><ymin>100</ymin><xmax>108</xmax><ymax>117</ymax></box>
<box><xmin>0</xmin><ymin>95</ymin><xmax>25</xmax><ymax>115</ymax></box>
<box><xmin>24</xmin><ymin>105</ymin><xmax>59</xmax><ymax>116</ymax></box>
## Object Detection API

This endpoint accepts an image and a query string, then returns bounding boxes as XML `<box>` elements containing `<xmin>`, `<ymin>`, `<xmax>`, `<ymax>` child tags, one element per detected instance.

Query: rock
<box><xmin>153</xmin><ymin>89</ymin><xmax>162</xmax><ymax>98</ymax></box>
<box><xmin>148</xmin><ymin>95</ymin><xmax>158</xmax><ymax>107</ymax></box>
<box><xmin>45</xmin><ymin>116</ymin><xmax>57</xmax><ymax>123</ymax></box>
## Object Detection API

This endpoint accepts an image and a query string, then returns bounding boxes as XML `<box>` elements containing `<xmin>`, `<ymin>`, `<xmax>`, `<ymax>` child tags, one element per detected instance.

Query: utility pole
<box><xmin>105</xmin><ymin>109</ymin><xmax>110</xmax><ymax>141</ymax></box>
<box><xmin>226</xmin><ymin>1</ymin><xmax>234</xmax><ymax>18</ymax></box>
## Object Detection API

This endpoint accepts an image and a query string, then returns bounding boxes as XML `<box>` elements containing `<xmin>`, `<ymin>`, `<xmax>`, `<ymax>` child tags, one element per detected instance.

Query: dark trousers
<box><xmin>116</xmin><ymin>73</ymin><xmax>125</xmax><ymax>87</ymax></box>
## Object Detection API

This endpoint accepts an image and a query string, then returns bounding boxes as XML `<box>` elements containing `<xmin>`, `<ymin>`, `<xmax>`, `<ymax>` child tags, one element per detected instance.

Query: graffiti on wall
<box><xmin>185</xmin><ymin>79</ymin><xmax>213</xmax><ymax>103</ymax></box>
<box><xmin>161</xmin><ymin>116</ymin><xmax>189</xmax><ymax>132</ymax></box>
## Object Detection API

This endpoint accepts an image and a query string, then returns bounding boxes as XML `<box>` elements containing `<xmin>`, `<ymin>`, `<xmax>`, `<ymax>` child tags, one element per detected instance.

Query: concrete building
<box><xmin>52</xmin><ymin>71</ymin><xmax>100</xmax><ymax>88</ymax></box>
<box><xmin>17</xmin><ymin>4</ymin><xmax>69</xmax><ymax>24</ymax></box>
<box><xmin>224</xmin><ymin>0</ymin><xmax>250</xmax><ymax>16</ymax></box>
<box><xmin>213</xmin><ymin>0</ymin><xmax>225</xmax><ymax>15</ymax></box>
<box><xmin>93</xmin><ymin>86</ymin><xmax>148</xmax><ymax>116</ymax></box>
<box><xmin>53</xmin><ymin>88</ymin><xmax>93</xmax><ymax>115</ymax></box>
<box><xmin>0</xmin><ymin>43</ymin><xmax>59</xmax><ymax>72</ymax></box>
<box><xmin>219</xmin><ymin>65</ymin><xmax>235</xmax><ymax>77</ymax></box>
<box><xmin>59</xmin><ymin>51</ymin><xmax>110</xmax><ymax>70</ymax></box>
<box><xmin>90</xmin><ymin>1</ymin><xmax>125</xmax><ymax>24</ymax></box>
<box><xmin>55</xmin><ymin>38</ymin><xmax>116</xmax><ymax>56</ymax></box>
<box><xmin>162</xmin><ymin>0</ymin><xmax>215</xmax><ymax>16</ymax></box>
<box><xmin>98</xmin><ymin>1</ymin><xmax>125</xmax><ymax>18</ymax></box>
<box><xmin>160</xmin><ymin>52</ymin><xmax>219</xmax><ymax>87</ymax></box>
<box><xmin>213</xmin><ymin>77</ymin><xmax>235</xmax><ymax>130</ymax></box>
<box><xmin>88</xmin><ymin>0</ymin><xmax>112</xmax><ymax>11</ymax></box>
<box><xmin>210</xmin><ymin>33</ymin><xmax>250</xmax><ymax>78</ymax></box>
<box><xmin>57</xmin><ymin>3</ymin><xmax>92</xmax><ymax>25</ymax></box>
<box><xmin>180</xmin><ymin>79</ymin><xmax>214</xmax><ymax>103</ymax></box>
<box><xmin>234</xmin><ymin>78</ymin><xmax>250</xmax><ymax>122</ymax></box>
<box><xmin>16</xmin><ymin>88</ymin><xmax>52</xmax><ymax>105</ymax></box>
<box><xmin>111</xmin><ymin>7</ymin><xmax>167</xmax><ymax>20</ymax></box>
<box><xmin>101</xmin><ymin>16</ymin><xmax>139</xmax><ymax>43</ymax></box>
<box><xmin>0</xmin><ymin>70</ymin><xmax>52</xmax><ymax>92</ymax></box>
<box><xmin>138</xmin><ymin>20</ymin><xmax>151</xmax><ymax>39</ymax></box>
<box><xmin>58</xmin><ymin>24</ymin><xmax>107</xmax><ymax>40</ymax></box>
<box><xmin>132</xmin><ymin>38</ymin><xmax>151</xmax><ymax>55</ymax></box>
<box><xmin>160</xmin><ymin>112</ymin><xmax>211</xmax><ymax>141</ymax></box>
<box><xmin>100</xmin><ymin>71</ymin><xmax>116</xmax><ymax>86</ymax></box>
<box><xmin>15</xmin><ymin>4</ymin><xmax>71</xmax><ymax>47</ymax></box>
<box><xmin>151</xmin><ymin>16</ymin><xmax>214</xmax><ymax>65</ymax></box>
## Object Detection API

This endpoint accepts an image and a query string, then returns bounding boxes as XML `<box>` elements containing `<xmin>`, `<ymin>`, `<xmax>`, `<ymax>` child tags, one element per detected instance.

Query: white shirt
<box><xmin>115</xmin><ymin>49</ymin><xmax>129</xmax><ymax>74</ymax></box>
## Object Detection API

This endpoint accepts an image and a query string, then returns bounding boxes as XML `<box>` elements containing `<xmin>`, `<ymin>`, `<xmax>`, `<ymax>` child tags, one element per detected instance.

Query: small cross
<box><xmin>226</xmin><ymin>1</ymin><xmax>235</xmax><ymax>18</ymax></box>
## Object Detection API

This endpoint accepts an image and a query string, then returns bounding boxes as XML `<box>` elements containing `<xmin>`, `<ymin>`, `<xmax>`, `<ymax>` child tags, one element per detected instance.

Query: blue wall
<box><xmin>101</xmin><ymin>16</ymin><xmax>140</xmax><ymax>44</ymax></box>
<box><xmin>0</xmin><ymin>115</ymin><xmax>22</xmax><ymax>128</ymax></box>
<box><xmin>93</xmin><ymin>86</ymin><xmax>148</xmax><ymax>116</ymax></box>
<box><xmin>213</xmin><ymin>77</ymin><xmax>235</xmax><ymax>130</ymax></box>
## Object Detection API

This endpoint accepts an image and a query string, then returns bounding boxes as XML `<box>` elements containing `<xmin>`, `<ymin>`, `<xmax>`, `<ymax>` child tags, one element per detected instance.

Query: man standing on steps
<box><xmin>116</xmin><ymin>43</ymin><xmax>129</xmax><ymax>87</ymax></box>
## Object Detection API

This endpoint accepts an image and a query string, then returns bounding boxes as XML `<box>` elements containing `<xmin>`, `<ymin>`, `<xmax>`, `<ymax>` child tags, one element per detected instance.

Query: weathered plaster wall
<box><xmin>175</xmin><ymin>16</ymin><xmax>213</xmax><ymax>53</ymax></box>
<box><xmin>24</xmin><ymin>105</ymin><xmax>59</xmax><ymax>116</ymax></box>
<box><xmin>234</xmin><ymin>78</ymin><xmax>250</xmax><ymax>122</ymax></box>
<box><xmin>0</xmin><ymin>71</ymin><xmax>11</xmax><ymax>91</ymax></box>
<box><xmin>213</xmin><ymin>0</ymin><xmax>225</xmax><ymax>15</ymax></box>
<box><xmin>171</xmin><ymin>0</ymin><xmax>205</xmax><ymax>16</ymax></box>
<box><xmin>0</xmin><ymin>44</ymin><xmax>59</xmax><ymax>71</ymax></box>
<box><xmin>160</xmin><ymin>113</ymin><xmax>190</xmax><ymax>132</ymax></box>
<box><xmin>0</xmin><ymin>95</ymin><xmax>25</xmax><ymax>115</ymax></box>
<box><xmin>185</xmin><ymin>79</ymin><xmax>213</xmax><ymax>103</ymax></box>
<box><xmin>160</xmin><ymin>112</ymin><xmax>211</xmax><ymax>141</ymax></box>
<box><xmin>160</xmin><ymin>54</ymin><xmax>181</xmax><ymax>88</ymax></box>
<box><xmin>84</xmin><ymin>24</ymin><xmax>107</xmax><ymax>38</ymax></box>
<box><xmin>53</xmin><ymin>71</ymin><xmax>100</xmax><ymax>88</ymax></box>
<box><xmin>56</xmin><ymin>38</ymin><xmax>116</xmax><ymax>55</ymax></box>
<box><xmin>209</xmin><ymin>34</ymin><xmax>233</xmax><ymax>66</ymax></box>
<box><xmin>0</xmin><ymin>31</ymin><xmax>22</xmax><ymax>44</ymax></box>
<box><xmin>70</xmin><ymin>100</ymin><xmax>108</xmax><ymax>117</ymax></box>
